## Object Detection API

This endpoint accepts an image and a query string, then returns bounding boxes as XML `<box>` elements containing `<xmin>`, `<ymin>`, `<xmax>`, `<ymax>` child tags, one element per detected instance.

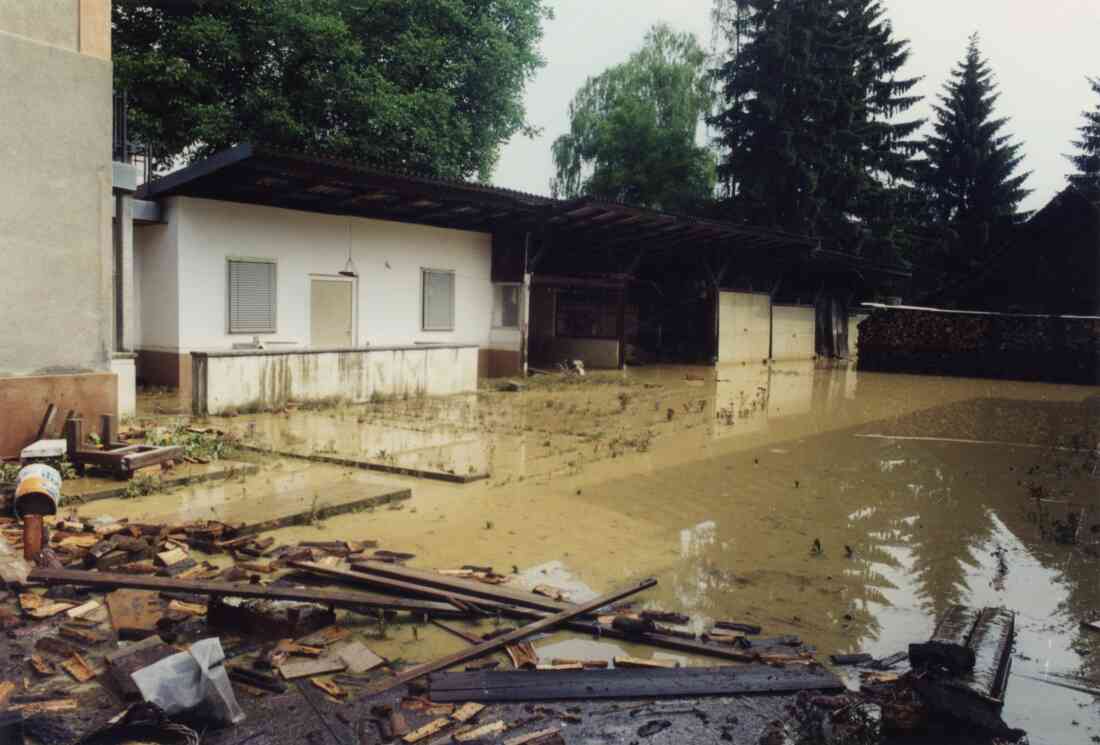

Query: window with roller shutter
<box><xmin>421</xmin><ymin>269</ymin><xmax>455</xmax><ymax>331</ymax></box>
<box><xmin>227</xmin><ymin>259</ymin><xmax>277</xmax><ymax>334</ymax></box>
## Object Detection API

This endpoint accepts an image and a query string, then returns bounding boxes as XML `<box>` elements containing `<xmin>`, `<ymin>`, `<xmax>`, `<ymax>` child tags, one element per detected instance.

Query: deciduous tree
<box><xmin>113</xmin><ymin>0</ymin><xmax>551</xmax><ymax>180</ymax></box>
<box><xmin>551</xmin><ymin>24</ymin><xmax>716</xmax><ymax>213</ymax></box>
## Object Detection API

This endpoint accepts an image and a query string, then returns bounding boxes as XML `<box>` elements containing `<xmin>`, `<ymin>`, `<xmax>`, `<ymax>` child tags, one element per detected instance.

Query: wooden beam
<box><xmin>428</xmin><ymin>665</ymin><xmax>845</xmax><ymax>702</ymax></box>
<box><xmin>351</xmin><ymin>561</ymin><xmax>572</xmax><ymax>614</ymax></box>
<box><xmin>28</xmin><ymin>569</ymin><xmax>461</xmax><ymax>616</ymax></box>
<box><xmin>366</xmin><ymin>578</ymin><xmax>657</xmax><ymax>695</ymax></box>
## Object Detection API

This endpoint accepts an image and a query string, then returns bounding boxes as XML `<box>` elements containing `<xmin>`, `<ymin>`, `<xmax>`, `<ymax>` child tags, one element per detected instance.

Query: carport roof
<box><xmin>138</xmin><ymin>144</ymin><xmax>820</xmax><ymax>255</ymax></box>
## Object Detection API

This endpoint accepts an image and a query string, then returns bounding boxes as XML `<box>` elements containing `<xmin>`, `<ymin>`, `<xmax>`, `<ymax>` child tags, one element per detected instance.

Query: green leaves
<box><xmin>551</xmin><ymin>24</ymin><xmax>716</xmax><ymax>213</ymax></box>
<box><xmin>112</xmin><ymin>0</ymin><xmax>551</xmax><ymax>179</ymax></box>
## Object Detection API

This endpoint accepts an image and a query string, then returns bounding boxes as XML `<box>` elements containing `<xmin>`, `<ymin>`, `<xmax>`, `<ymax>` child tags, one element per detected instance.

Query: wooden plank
<box><xmin>504</xmin><ymin>728</ymin><xmax>564</xmax><ymax>745</ymax></box>
<box><xmin>352</xmin><ymin>560</ymin><xmax>573</xmax><ymax>614</ymax></box>
<box><xmin>428</xmin><ymin>665</ymin><xmax>845</xmax><ymax>703</ymax></box>
<box><xmin>291</xmin><ymin>560</ymin><xmax>533</xmax><ymax>617</ymax></box>
<box><xmin>451</xmin><ymin>702</ymin><xmax>485</xmax><ymax>723</ymax></box>
<box><xmin>29</xmin><ymin>568</ymin><xmax>461</xmax><ymax>615</ymax></box>
<box><xmin>60</xmin><ymin>653</ymin><xmax>96</xmax><ymax>683</ymax></box>
<box><xmin>34</xmin><ymin>404</ymin><xmax>58</xmax><ymax>443</ymax></box>
<box><xmin>279</xmin><ymin>656</ymin><xmax>347</xmax><ymax>680</ymax></box>
<box><xmin>402</xmin><ymin>717</ymin><xmax>452</xmax><ymax>743</ymax></box>
<box><xmin>106</xmin><ymin>589</ymin><xmax>164</xmax><ymax>638</ymax></box>
<box><xmin>370</xmin><ymin>579</ymin><xmax>656</xmax><ymax>695</ymax></box>
<box><xmin>332</xmin><ymin>641</ymin><xmax>384</xmax><ymax>674</ymax></box>
<box><xmin>910</xmin><ymin>605</ymin><xmax>979</xmax><ymax>675</ymax></box>
<box><xmin>614</xmin><ymin>656</ymin><xmax>676</xmax><ymax>669</ymax></box>
<box><xmin>455</xmin><ymin>721</ymin><xmax>505</xmax><ymax>742</ymax></box>
<box><xmin>295</xmin><ymin>563</ymin><xmax>758</xmax><ymax>664</ymax></box>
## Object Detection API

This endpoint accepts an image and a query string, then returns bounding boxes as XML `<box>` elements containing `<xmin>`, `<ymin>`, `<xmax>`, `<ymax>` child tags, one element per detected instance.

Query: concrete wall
<box><xmin>771</xmin><ymin>305</ymin><xmax>817</xmax><ymax>361</ymax></box>
<box><xmin>136</xmin><ymin>198</ymin><xmax>494</xmax><ymax>354</ymax></box>
<box><xmin>542</xmin><ymin>338</ymin><xmax>620</xmax><ymax>369</ymax></box>
<box><xmin>0</xmin><ymin>2</ymin><xmax>113</xmax><ymax>377</ymax></box>
<box><xmin>195</xmin><ymin>346</ymin><xmax>479</xmax><ymax>415</ymax></box>
<box><xmin>717</xmin><ymin>292</ymin><xmax>771</xmax><ymax>364</ymax></box>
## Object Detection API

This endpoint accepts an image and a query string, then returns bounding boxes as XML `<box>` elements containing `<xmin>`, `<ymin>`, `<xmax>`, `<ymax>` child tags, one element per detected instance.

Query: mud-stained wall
<box><xmin>195</xmin><ymin>346</ymin><xmax>479</xmax><ymax>415</ymax></box>
<box><xmin>771</xmin><ymin>305</ymin><xmax>816</xmax><ymax>361</ymax></box>
<box><xmin>717</xmin><ymin>292</ymin><xmax>771</xmax><ymax>364</ymax></box>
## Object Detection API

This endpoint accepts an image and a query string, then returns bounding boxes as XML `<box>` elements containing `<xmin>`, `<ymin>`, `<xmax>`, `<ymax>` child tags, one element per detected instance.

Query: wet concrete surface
<box><xmin>113</xmin><ymin>363</ymin><xmax>1099</xmax><ymax>744</ymax></box>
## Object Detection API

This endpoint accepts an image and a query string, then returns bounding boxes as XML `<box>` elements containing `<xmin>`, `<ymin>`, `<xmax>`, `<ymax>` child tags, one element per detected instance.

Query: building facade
<box><xmin>0</xmin><ymin>0</ymin><xmax>134</xmax><ymax>457</ymax></box>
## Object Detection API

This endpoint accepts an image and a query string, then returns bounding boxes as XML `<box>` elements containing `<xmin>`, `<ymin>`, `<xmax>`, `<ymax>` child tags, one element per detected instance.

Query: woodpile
<box><xmin>858</xmin><ymin>306</ymin><xmax>1100</xmax><ymax>383</ymax></box>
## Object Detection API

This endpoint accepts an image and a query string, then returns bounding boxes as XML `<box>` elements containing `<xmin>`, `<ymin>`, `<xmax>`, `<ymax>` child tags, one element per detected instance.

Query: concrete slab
<box><xmin>73</xmin><ymin>465</ymin><xmax>410</xmax><ymax>535</ymax></box>
<box><xmin>62</xmin><ymin>462</ymin><xmax>260</xmax><ymax>505</ymax></box>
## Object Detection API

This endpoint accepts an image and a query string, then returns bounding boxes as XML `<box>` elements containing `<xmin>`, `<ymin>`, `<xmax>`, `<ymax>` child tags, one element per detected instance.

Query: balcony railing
<box><xmin>113</xmin><ymin>90</ymin><xmax>156</xmax><ymax>183</ymax></box>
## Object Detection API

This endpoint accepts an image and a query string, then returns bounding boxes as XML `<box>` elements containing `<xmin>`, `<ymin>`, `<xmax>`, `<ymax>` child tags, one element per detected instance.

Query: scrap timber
<box><xmin>367</xmin><ymin>578</ymin><xmax>657</xmax><ymax>694</ymax></box>
<box><xmin>428</xmin><ymin>665</ymin><xmax>845</xmax><ymax>703</ymax></box>
<box><xmin>28</xmin><ymin>568</ymin><xmax>462</xmax><ymax>615</ymax></box>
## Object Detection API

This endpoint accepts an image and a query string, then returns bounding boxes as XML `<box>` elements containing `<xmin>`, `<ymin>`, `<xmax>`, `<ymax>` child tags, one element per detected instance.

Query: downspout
<box><xmin>114</xmin><ymin>193</ymin><xmax>125</xmax><ymax>352</ymax></box>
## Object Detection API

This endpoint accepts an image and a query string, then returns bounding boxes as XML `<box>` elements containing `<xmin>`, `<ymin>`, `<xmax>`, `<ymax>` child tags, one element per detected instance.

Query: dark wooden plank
<box><xmin>297</xmin><ymin>562</ymin><xmax>762</xmax><ymax>664</ymax></box>
<box><xmin>122</xmin><ymin>447</ymin><xmax>185</xmax><ymax>471</ymax></box>
<box><xmin>34</xmin><ymin>404</ymin><xmax>57</xmax><ymax>443</ymax></box>
<box><xmin>352</xmin><ymin>560</ymin><xmax>572</xmax><ymax>614</ymax></box>
<box><xmin>367</xmin><ymin>579</ymin><xmax>657</xmax><ymax>695</ymax></box>
<box><xmin>428</xmin><ymin>666</ymin><xmax>844</xmax><ymax>702</ymax></box>
<box><xmin>29</xmin><ymin>568</ymin><xmax>461</xmax><ymax>615</ymax></box>
<box><xmin>290</xmin><ymin>561</ymin><xmax>523</xmax><ymax>617</ymax></box>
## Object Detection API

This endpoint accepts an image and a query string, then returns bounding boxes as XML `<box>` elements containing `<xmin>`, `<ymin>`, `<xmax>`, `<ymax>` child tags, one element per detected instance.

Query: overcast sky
<box><xmin>492</xmin><ymin>0</ymin><xmax>1100</xmax><ymax>212</ymax></box>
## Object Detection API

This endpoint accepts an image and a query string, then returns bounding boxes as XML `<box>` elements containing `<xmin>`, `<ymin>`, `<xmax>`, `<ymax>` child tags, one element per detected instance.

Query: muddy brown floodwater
<box><xmin>97</xmin><ymin>362</ymin><xmax>1099</xmax><ymax>744</ymax></box>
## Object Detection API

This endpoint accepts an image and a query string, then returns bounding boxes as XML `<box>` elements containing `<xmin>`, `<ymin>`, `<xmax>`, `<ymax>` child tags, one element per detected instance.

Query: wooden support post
<box><xmin>64</xmin><ymin>419</ymin><xmax>84</xmax><ymax>475</ymax></box>
<box><xmin>34</xmin><ymin>404</ymin><xmax>57</xmax><ymax>443</ymax></box>
<box><xmin>23</xmin><ymin>515</ymin><xmax>44</xmax><ymax>561</ymax></box>
<box><xmin>100</xmin><ymin>414</ymin><xmax>118</xmax><ymax>449</ymax></box>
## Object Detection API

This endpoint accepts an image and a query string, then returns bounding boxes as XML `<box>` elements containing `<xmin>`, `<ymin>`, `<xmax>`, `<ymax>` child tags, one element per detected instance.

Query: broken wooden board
<box><xmin>614</xmin><ymin>656</ymin><xmax>676</xmax><ymax>669</ymax></box>
<box><xmin>311</xmin><ymin>678</ymin><xmax>347</xmax><ymax>700</ymax></box>
<box><xmin>60</xmin><ymin>653</ymin><xmax>96</xmax><ymax>683</ymax></box>
<box><xmin>65</xmin><ymin>599</ymin><xmax>102</xmax><ymax>620</ymax></box>
<box><xmin>30</xmin><ymin>567</ymin><xmax>460</xmax><ymax>615</ymax></box>
<box><xmin>402</xmin><ymin>717</ymin><xmax>452</xmax><ymax>743</ymax></box>
<box><xmin>19</xmin><ymin>593</ymin><xmax>75</xmax><ymax>619</ymax></box>
<box><xmin>332</xmin><ymin>640</ymin><xmax>384</xmax><ymax>674</ymax></box>
<box><xmin>455</xmin><ymin>721</ymin><xmax>506</xmax><ymax>741</ymax></box>
<box><xmin>429</xmin><ymin>665</ymin><xmax>845</xmax><ymax>703</ymax></box>
<box><xmin>279</xmin><ymin>656</ymin><xmax>347</xmax><ymax>681</ymax></box>
<box><xmin>507</xmin><ymin>642</ymin><xmax>539</xmax><ymax>670</ymax></box>
<box><xmin>504</xmin><ymin>728</ymin><xmax>565</xmax><ymax>745</ymax></box>
<box><xmin>106</xmin><ymin>589</ymin><xmax>164</xmax><ymax>639</ymax></box>
<box><xmin>451</xmin><ymin>702</ymin><xmax>485</xmax><ymax>723</ymax></box>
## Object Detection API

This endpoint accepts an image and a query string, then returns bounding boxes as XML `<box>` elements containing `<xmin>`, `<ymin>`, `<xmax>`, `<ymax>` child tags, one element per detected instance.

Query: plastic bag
<box><xmin>131</xmin><ymin>637</ymin><xmax>246</xmax><ymax>727</ymax></box>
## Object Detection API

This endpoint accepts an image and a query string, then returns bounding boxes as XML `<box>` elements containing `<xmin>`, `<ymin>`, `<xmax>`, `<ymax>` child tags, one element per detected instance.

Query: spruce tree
<box><xmin>921</xmin><ymin>34</ymin><xmax>1031</xmax><ymax>266</ymax></box>
<box><xmin>710</xmin><ymin>0</ymin><xmax>923</xmax><ymax>255</ymax></box>
<box><xmin>1067</xmin><ymin>77</ymin><xmax>1100</xmax><ymax>197</ymax></box>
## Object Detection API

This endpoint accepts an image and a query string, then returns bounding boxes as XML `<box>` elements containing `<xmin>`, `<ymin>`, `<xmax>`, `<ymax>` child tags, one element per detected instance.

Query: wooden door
<box><xmin>310</xmin><ymin>278</ymin><xmax>354</xmax><ymax>348</ymax></box>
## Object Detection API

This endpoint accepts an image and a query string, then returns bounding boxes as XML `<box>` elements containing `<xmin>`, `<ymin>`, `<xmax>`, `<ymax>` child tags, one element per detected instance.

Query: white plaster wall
<box><xmin>171</xmin><ymin>198</ymin><xmax>492</xmax><ymax>352</ymax></box>
<box><xmin>134</xmin><ymin>203</ymin><xmax>180</xmax><ymax>352</ymax></box>
<box><xmin>849</xmin><ymin>313</ymin><xmax>870</xmax><ymax>357</ymax></box>
<box><xmin>489</xmin><ymin>327</ymin><xmax>522</xmax><ymax>352</ymax></box>
<box><xmin>718</xmin><ymin>292</ymin><xmax>771</xmax><ymax>364</ymax></box>
<box><xmin>200</xmin><ymin>347</ymin><xmax>478</xmax><ymax>414</ymax></box>
<box><xmin>771</xmin><ymin>305</ymin><xmax>816</xmax><ymax>361</ymax></box>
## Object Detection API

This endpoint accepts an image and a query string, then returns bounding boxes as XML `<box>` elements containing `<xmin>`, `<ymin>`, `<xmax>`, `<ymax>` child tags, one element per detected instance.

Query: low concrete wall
<box><xmin>718</xmin><ymin>292</ymin><xmax>771</xmax><ymax>364</ymax></box>
<box><xmin>543</xmin><ymin>338</ymin><xmax>620</xmax><ymax>369</ymax></box>
<box><xmin>0</xmin><ymin>372</ymin><xmax>118</xmax><ymax>458</ymax></box>
<box><xmin>858</xmin><ymin>304</ymin><xmax>1100</xmax><ymax>384</ymax></box>
<box><xmin>192</xmin><ymin>345</ymin><xmax>479</xmax><ymax>415</ymax></box>
<box><xmin>771</xmin><ymin>305</ymin><xmax>816</xmax><ymax>361</ymax></box>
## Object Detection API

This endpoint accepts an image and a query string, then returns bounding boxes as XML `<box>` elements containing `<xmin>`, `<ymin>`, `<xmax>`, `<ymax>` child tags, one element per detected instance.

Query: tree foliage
<box><xmin>550</xmin><ymin>24</ymin><xmax>716</xmax><ymax>212</ymax></box>
<box><xmin>921</xmin><ymin>34</ymin><xmax>1031</xmax><ymax>265</ymax></box>
<box><xmin>709</xmin><ymin>0</ymin><xmax>924</xmax><ymax>257</ymax></box>
<box><xmin>1068</xmin><ymin>77</ymin><xmax>1100</xmax><ymax>197</ymax></box>
<box><xmin>113</xmin><ymin>0</ymin><xmax>551</xmax><ymax>180</ymax></box>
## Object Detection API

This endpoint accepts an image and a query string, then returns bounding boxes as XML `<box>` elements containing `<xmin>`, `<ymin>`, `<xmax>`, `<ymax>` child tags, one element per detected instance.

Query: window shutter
<box><xmin>422</xmin><ymin>270</ymin><xmax>455</xmax><ymax>331</ymax></box>
<box><xmin>228</xmin><ymin>260</ymin><xmax>277</xmax><ymax>333</ymax></box>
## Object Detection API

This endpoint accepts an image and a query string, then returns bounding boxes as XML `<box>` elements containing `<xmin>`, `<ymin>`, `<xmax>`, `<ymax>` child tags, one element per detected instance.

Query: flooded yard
<box><xmin>94</xmin><ymin>363</ymin><xmax>1099</xmax><ymax>743</ymax></box>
